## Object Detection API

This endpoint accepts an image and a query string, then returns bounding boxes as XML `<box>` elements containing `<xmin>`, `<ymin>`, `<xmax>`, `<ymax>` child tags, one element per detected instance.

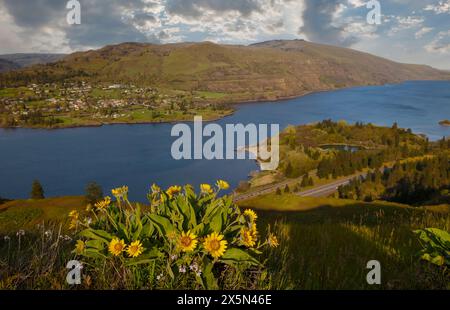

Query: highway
<box><xmin>296</xmin><ymin>178</ymin><xmax>352</xmax><ymax>197</ymax></box>
<box><xmin>234</xmin><ymin>172</ymin><xmax>368</xmax><ymax>202</ymax></box>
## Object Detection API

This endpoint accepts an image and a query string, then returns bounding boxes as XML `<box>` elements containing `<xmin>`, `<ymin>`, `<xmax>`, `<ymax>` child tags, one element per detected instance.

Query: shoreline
<box><xmin>1</xmin><ymin>80</ymin><xmax>449</xmax><ymax>131</ymax></box>
<box><xmin>439</xmin><ymin>120</ymin><xmax>450</xmax><ymax>127</ymax></box>
<box><xmin>0</xmin><ymin>110</ymin><xmax>237</xmax><ymax>131</ymax></box>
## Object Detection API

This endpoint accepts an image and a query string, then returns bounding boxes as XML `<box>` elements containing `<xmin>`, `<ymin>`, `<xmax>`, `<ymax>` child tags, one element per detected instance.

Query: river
<box><xmin>0</xmin><ymin>81</ymin><xmax>449</xmax><ymax>201</ymax></box>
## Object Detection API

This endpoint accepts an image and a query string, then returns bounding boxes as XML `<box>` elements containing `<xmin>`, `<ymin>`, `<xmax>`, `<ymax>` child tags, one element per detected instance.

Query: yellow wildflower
<box><xmin>200</xmin><ymin>183</ymin><xmax>213</xmax><ymax>194</ymax></box>
<box><xmin>69</xmin><ymin>219</ymin><xmax>77</xmax><ymax>230</ymax></box>
<box><xmin>179</xmin><ymin>231</ymin><xmax>198</xmax><ymax>252</ymax></box>
<box><xmin>95</xmin><ymin>196</ymin><xmax>111</xmax><ymax>211</ymax></box>
<box><xmin>112</xmin><ymin>186</ymin><xmax>129</xmax><ymax>198</ymax></box>
<box><xmin>126</xmin><ymin>240</ymin><xmax>144</xmax><ymax>258</ymax></box>
<box><xmin>166</xmin><ymin>185</ymin><xmax>182</xmax><ymax>199</ymax></box>
<box><xmin>69</xmin><ymin>210</ymin><xmax>79</xmax><ymax>219</ymax></box>
<box><xmin>267</xmin><ymin>233</ymin><xmax>279</xmax><ymax>248</ymax></box>
<box><xmin>240</xmin><ymin>227</ymin><xmax>256</xmax><ymax>248</ymax></box>
<box><xmin>108</xmin><ymin>238</ymin><xmax>126</xmax><ymax>256</ymax></box>
<box><xmin>151</xmin><ymin>184</ymin><xmax>161</xmax><ymax>193</ymax></box>
<box><xmin>75</xmin><ymin>240</ymin><xmax>86</xmax><ymax>254</ymax></box>
<box><xmin>68</xmin><ymin>210</ymin><xmax>79</xmax><ymax>230</ymax></box>
<box><xmin>204</xmin><ymin>232</ymin><xmax>227</xmax><ymax>259</ymax></box>
<box><xmin>216</xmin><ymin>180</ymin><xmax>230</xmax><ymax>190</ymax></box>
<box><xmin>243</xmin><ymin>209</ymin><xmax>258</xmax><ymax>223</ymax></box>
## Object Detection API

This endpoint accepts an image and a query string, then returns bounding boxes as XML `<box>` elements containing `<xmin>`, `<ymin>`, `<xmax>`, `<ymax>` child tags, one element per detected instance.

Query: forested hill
<box><xmin>1</xmin><ymin>40</ymin><xmax>449</xmax><ymax>103</ymax></box>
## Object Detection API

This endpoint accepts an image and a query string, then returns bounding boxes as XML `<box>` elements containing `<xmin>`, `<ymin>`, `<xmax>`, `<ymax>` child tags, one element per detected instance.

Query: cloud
<box><xmin>347</xmin><ymin>0</ymin><xmax>366</xmax><ymax>8</ymax></box>
<box><xmin>162</xmin><ymin>0</ymin><xmax>305</xmax><ymax>44</ymax></box>
<box><xmin>165</xmin><ymin>0</ymin><xmax>262</xmax><ymax>18</ymax></box>
<box><xmin>343</xmin><ymin>17</ymin><xmax>379</xmax><ymax>39</ymax></box>
<box><xmin>299</xmin><ymin>0</ymin><xmax>358</xmax><ymax>47</ymax></box>
<box><xmin>0</xmin><ymin>0</ymin><xmax>449</xmax><ymax>69</ymax></box>
<box><xmin>415</xmin><ymin>27</ymin><xmax>433</xmax><ymax>39</ymax></box>
<box><xmin>425</xmin><ymin>30</ymin><xmax>450</xmax><ymax>54</ymax></box>
<box><xmin>387</xmin><ymin>15</ymin><xmax>424</xmax><ymax>36</ymax></box>
<box><xmin>2</xmin><ymin>0</ymin><xmax>66</xmax><ymax>28</ymax></box>
<box><xmin>424</xmin><ymin>1</ymin><xmax>450</xmax><ymax>14</ymax></box>
<box><xmin>1</xmin><ymin>0</ymin><xmax>156</xmax><ymax>52</ymax></box>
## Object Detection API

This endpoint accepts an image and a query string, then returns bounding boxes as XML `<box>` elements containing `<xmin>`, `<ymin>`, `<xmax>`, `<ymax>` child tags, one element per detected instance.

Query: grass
<box><xmin>37</xmin><ymin>107</ymin><xmax>234</xmax><ymax>128</ymax></box>
<box><xmin>0</xmin><ymin>196</ymin><xmax>86</xmax><ymax>233</ymax></box>
<box><xmin>241</xmin><ymin>194</ymin><xmax>450</xmax><ymax>289</ymax></box>
<box><xmin>239</xmin><ymin>194</ymin><xmax>410</xmax><ymax>212</ymax></box>
<box><xmin>0</xmin><ymin>194</ymin><xmax>448</xmax><ymax>289</ymax></box>
<box><xmin>0</xmin><ymin>87</ymin><xmax>33</xmax><ymax>98</ymax></box>
<box><xmin>195</xmin><ymin>91</ymin><xmax>227</xmax><ymax>100</ymax></box>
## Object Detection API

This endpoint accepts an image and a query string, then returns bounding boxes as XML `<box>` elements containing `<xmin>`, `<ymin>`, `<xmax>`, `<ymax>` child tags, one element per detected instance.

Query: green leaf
<box><xmin>147</xmin><ymin>213</ymin><xmax>175</xmax><ymax>238</ymax></box>
<box><xmin>125</xmin><ymin>249</ymin><xmax>163</xmax><ymax>266</ymax></box>
<box><xmin>220</xmin><ymin>248</ymin><xmax>260</xmax><ymax>266</ymax></box>
<box><xmin>82</xmin><ymin>248</ymin><xmax>107</xmax><ymax>259</ymax></box>
<box><xmin>191</xmin><ymin>223</ymin><xmax>205</xmax><ymax>236</ymax></box>
<box><xmin>79</xmin><ymin>229</ymin><xmax>112</xmax><ymax>244</ymax></box>
<box><xmin>141</xmin><ymin>221</ymin><xmax>155</xmax><ymax>238</ymax></box>
<box><xmin>209</xmin><ymin>209</ymin><xmax>223</xmax><ymax>233</ymax></box>
<box><xmin>178</xmin><ymin>198</ymin><xmax>197</xmax><ymax>229</ymax></box>
<box><xmin>202</xmin><ymin>257</ymin><xmax>218</xmax><ymax>290</ymax></box>
<box><xmin>85</xmin><ymin>239</ymin><xmax>105</xmax><ymax>251</ymax></box>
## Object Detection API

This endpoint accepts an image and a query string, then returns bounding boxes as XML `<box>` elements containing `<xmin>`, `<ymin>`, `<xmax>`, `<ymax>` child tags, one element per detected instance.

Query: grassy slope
<box><xmin>0</xmin><ymin>196</ymin><xmax>85</xmax><ymax>233</ymax></box>
<box><xmin>239</xmin><ymin>193</ymin><xmax>411</xmax><ymax>211</ymax></box>
<box><xmin>0</xmin><ymin>194</ymin><xmax>448</xmax><ymax>289</ymax></box>
<box><xmin>2</xmin><ymin>40</ymin><xmax>449</xmax><ymax>104</ymax></box>
<box><xmin>240</xmin><ymin>194</ymin><xmax>450</xmax><ymax>289</ymax></box>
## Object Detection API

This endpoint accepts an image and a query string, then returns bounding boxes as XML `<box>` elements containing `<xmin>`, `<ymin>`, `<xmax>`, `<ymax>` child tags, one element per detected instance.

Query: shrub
<box><xmin>70</xmin><ymin>181</ymin><xmax>278</xmax><ymax>289</ymax></box>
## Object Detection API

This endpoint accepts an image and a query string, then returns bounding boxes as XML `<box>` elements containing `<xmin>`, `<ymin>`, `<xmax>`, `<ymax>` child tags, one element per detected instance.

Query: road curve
<box><xmin>297</xmin><ymin>178</ymin><xmax>351</xmax><ymax>197</ymax></box>
<box><xmin>234</xmin><ymin>172</ymin><xmax>368</xmax><ymax>202</ymax></box>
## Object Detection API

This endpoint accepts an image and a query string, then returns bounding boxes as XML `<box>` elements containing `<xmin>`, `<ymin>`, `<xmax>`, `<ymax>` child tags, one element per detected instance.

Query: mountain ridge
<box><xmin>1</xmin><ymin>40</ymin><xmax>449</xmax><ymax>103</ymax></box>
<box><xmin>0</xmin><ymin>53</ymin><xmax>66</xmax><ymax>73</ymax></box>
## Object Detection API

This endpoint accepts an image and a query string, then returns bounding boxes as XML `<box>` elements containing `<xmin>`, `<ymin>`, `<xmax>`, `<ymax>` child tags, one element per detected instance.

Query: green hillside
<box><xmin>2</xmin><ymin>40</ymin><xmax>449</xmax><ymax>103</ymax></box>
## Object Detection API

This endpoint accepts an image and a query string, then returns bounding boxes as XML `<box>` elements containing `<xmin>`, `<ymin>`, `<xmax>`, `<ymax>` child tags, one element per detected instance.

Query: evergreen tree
<box><xmin>31</xmin><ymin>180</ymin><xmax>44</xmax><ymax>199</ymax></box>
<box><xmin>85</xmin><ymin>182</ymin><xmax>103</xmax><ymax>205</ymax></box>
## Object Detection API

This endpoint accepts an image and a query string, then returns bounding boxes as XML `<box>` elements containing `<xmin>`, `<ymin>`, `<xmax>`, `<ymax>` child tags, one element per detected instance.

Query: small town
<box><xmin>0</xmin><ymin>82</ymin><xmax>228</xmax><ymax>127</ymax></box>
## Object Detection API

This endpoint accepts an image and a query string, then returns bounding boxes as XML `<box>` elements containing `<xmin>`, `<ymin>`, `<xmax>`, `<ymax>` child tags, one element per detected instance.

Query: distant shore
<box><xmin>0</xmin><ymin>81</ymin><xmax>448</xmax><ymax>130</ymax></box>
<box><xmin>439</xmin><ymin>120</ymin><xmax>450</xmax><ymax>127</ymax></box>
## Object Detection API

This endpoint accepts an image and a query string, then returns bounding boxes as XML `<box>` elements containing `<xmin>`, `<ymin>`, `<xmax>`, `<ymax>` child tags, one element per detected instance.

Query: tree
<box><xmin>85</xmin><ymin>182</ymin><xmax>103</xmax><ymax>205</ymax></box>
<box><xmin>31</xmin><ymin>180</ymin><xmax>44</xmax><ymax>199</ymax></box>
<box><xmin>284</xmin><ymin>185</ymin><xmax>290</xmax><ymax>193</ymax></box>
<box><xmin>284</xmin><ymin>162</ymin><xmax>294</xmax><ymax>178</ymax></box>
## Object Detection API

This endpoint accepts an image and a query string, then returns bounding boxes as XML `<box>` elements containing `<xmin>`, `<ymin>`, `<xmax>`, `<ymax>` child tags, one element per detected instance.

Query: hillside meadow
<box><xmin>0</xmin><ymin>192</ymin><xmax>448</xmax><ymax>290</ymax></box>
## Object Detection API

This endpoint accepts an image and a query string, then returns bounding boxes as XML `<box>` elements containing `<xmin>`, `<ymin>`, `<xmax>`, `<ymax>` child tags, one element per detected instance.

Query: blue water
<box><xmin>0</xmin><ymin>81</ymin><xmax>449</xmax><ymax>201</ymax></box>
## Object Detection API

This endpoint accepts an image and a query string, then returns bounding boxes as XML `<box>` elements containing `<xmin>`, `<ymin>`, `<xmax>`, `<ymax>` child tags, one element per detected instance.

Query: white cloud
<box><xmin>425</xmin><ymin>30</ymin><xmax>450</xmax><ymax>54</ymax></box>
<box><xmin>347</xmin><ymin>0</ymin><xmax>366</xmax><ymax>8</ymax></box>
<box><xmin>387</xmin><ymin>15</ymin><xmax>424</xmax><ymax>36</ymax></box>
<box><xmin>160</xmin><ymin>0</ymin><xmax>305</xmax><ymax>44</ymax></box>
<box><xmin>342</xmin><ymin>16</ymin><xmax>379</xmax><ymax>39</ymax></box>
<box><xmin>415</xmin><ymin>27</ymin><xmax>433</xmax><ymax>39</ymax></box>
<box><xmin>424</xmin><ymin>1</ymin><xmax>450</xmax><ymax>14</ymax></box>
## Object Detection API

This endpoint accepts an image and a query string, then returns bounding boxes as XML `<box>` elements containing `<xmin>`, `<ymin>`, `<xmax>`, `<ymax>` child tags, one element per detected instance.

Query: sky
<box><xmin>0</xmin><ymin>0</ymin><xmax>449</xmax><ymax>69</ymax></box>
